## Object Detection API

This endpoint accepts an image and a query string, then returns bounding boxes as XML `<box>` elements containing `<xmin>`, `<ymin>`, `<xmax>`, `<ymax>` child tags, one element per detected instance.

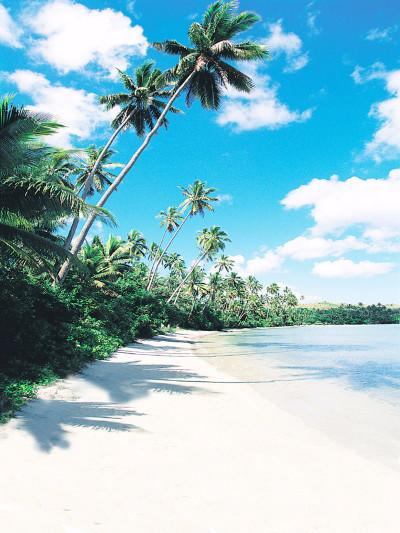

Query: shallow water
<box><xmin>197</xmin><ymin>324</ymin><xmax>400</xmax><ymax>469</ymax></box>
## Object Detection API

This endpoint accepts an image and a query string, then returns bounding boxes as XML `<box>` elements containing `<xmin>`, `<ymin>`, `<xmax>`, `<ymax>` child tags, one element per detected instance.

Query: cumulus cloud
<box><xmin>217</xmin><ymin>66</ymin><xmax>312</xmax><ymax>132</ymax></box>
<box><xmin>352</xmin><ymin>63</ymin><xmax>400</xmax><ymax>161</ymax></box>
<box><xmin>27</xmin><ymin>0</ymin><xmax>148</xmax><ymax>77</ymax></box>
<box><xmin>312</xmin><ymin>259</ymin><xmax>395</xmax><ymax>278</ymax></box>
<box><xmin>232</xmin><ymin>168</ymin><xmax>399</xmax><ymax>282</ymax></box>
<box><xmin>8</xmin><ymin>69</ymin><xmax>113</xmax><ymax>147</ymax></box>
<box><xmin>262</xmin><ymin>20</ymin><xmax>309</xmax><ymax>72</ymax></box>
<box><xmin>230</xmin><ymin>251</ymin><xmax>284</xmax><ymax>277</ymax></box>
<box><xmin>0</xmin><ymin>3</ymin><xmax>22</xmax><ymax>48</ymax></box>
<box><xmin>277</xmin><ymin>235</ymin><xmax>367</xmax><ymax>260</ymax></box>
<box><xmin>281</xmin><ymin>170</ymin><xmax>400</xmax><ymax>241</ymax></box>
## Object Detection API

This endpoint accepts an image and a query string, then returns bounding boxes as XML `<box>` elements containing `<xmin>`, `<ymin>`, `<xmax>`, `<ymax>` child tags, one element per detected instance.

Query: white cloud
<box><xmin>0</xmin><ymin>3</ymin><xmax>22</xmax><ymax>48</ymax></box>
<box><xmin>27</xmin><ymin>0</ymin><xmax>148</xmax><ymax>77</ymax></box>
<box><xmin>277</xmin><ymin>235</ymin><xmax>367</xmax><ymax>260</ymax></box>
<box><xmin>8</xmin><ymin>69</ymin><xmax>113</xmax><ymax>147</ymax></box>
<box><xmin>306</xmin><ymin>2</ymin><xmax>321</xmax><ymax>36</ymax></box>
<box><xmin>281</xmin><ymin>170</ymin><xmax>400</xmax><ymax>240</ymax></box>
<box><xmin>262</xmin><ymin>20</ymin><xmax>309</xmax><ymax>72</ymax></box>
<box><xmin>216</xmin><ymin>194</ymin><xmax>233</xmax><ymax>205</ymax></box>
<box><xmin>313</xmin><ymin>259</ymin><xmax>395</xmax><ymax>278</ymax></box>
<box><xmin>230</xmin><ymin>251</ymin><xmax>284</xmax><ymax>277</ymax></box>
<box><xmin>366</xmin><ymin>26</ymin><xmax>397</xmax><ymax>42</ymax></box>
<box><xmin>217</xmin><ymin>65</ymin><xmax>312</xmax><ymax>132</ymax></box>
<box><xmin>352</xmin><ymin>63</ymin><xmax>400</xmax><ymax>161</ymax></box>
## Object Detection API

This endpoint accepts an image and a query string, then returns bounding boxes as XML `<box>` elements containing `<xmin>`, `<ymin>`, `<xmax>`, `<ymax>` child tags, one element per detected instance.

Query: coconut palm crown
<box><xmin>75</xmin><ymin>146</ymin><xmax>123</xmax><ymax>197</ymax></box>
<box><xmin>154</xmin><ymin>0</ymin><xmax>268</xmax><ymax>109</ymax></box>
<box><xmin>99</xmin><ymin>61</ymin><xmax>181</xmax><ymax>137</ymax></box>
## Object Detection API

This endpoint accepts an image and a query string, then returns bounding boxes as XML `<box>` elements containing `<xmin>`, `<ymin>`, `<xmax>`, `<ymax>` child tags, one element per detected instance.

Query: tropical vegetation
<box><xmin>0</xmin><ymin>1</ymin><xmax>397</xmax><ymax>422</ymax></box>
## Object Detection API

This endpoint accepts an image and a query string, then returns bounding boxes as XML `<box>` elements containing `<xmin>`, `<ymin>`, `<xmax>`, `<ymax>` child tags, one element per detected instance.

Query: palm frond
<box><xmin>153</xmin><ymin>40</ymin><xmax>194</xmax><ymax>57</ymax></box>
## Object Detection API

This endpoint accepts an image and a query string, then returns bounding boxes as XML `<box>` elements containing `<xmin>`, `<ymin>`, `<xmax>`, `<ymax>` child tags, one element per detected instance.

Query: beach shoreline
<box><xmin>1</xmin><ymin>329</ymin><xmax>399</xmax><ymax>532</ymax></box>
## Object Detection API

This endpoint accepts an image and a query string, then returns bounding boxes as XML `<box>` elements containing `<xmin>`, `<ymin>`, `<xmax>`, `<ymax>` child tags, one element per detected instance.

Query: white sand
<box><xmin>0</xmin><ymin>330</ymin><xmax>399</xmax><ymax>533</ymax></box>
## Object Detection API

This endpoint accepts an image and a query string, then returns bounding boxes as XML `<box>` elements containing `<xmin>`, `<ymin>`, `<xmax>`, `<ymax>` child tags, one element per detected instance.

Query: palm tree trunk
<box><xmin>56</xmin><ymin>72</ymin><xmax>196</xmax><ymax>284</ymax></box>
<box><xmin>63</xmin><ymin>112</ymin><xmax>133</xmax><ymax>252</ymax></box>
<box><xmin>168</xmin><ymin>253</ymin><xmax>205</xmax><ymax>304</ymax></box>
<box><xmin>147</xmin><ymin>211</ymin><xmax>190</xmax><ymax>291</ymax></box>
<box><xmin>147</xmin><ymin>226</ymin><xmax>168</xmax><ymax>283</ymax></box>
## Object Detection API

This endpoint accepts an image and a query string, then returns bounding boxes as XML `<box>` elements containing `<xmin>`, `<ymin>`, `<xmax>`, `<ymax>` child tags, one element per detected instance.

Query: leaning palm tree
<box><xmin>147</xmin><ymin>206</ymin><xmax>183</xmax><ymax>285</ymax></box>
<box><xmin>57</xmin><ymin>1</ymin><xmax>267</xmax><ymax>284</ymax></box>
<box><xmin>168</xmin><ymin>225</ymin><xmax>230</xmax><ymax>303</ymax></box>
<box><xmin>63</xmin><ymin>145</ymin><xmax>123</xmax><ymax>251</ymax></box>
<box><xmin>147</xmin><ymin>180</ymin><xmax>217</xmax><ymax>290</ymax></box>
<box><xmin>76</xmin><ymin>61</ymin><xmax>175</xmax><ymax>203</ymax></box>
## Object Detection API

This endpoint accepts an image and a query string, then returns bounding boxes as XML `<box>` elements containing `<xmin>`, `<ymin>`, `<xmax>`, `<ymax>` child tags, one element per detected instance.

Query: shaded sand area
<box><xmin>1</xmin><ymin>330</ymin><xmax>399</xmax><ymax>532</ymax></box>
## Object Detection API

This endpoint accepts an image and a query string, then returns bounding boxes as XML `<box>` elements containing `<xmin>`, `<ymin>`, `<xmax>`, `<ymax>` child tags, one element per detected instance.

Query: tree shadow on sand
<box><xmin>16</xmin><ymin>401</ymin><xmax>143</xmax><ymax>452</ymax></box>
<box><xmin>14</xmin><ymin>355</ymin><xmax>208</xmax><ymax>452</ymax></box>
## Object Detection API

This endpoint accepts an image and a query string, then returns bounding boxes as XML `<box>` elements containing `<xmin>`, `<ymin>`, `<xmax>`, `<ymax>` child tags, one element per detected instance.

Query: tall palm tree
<box><xmin>147</xmin><ymin>206</ymin><xmax>183</xmax><ymax>285</ymax></box>
<box><xmin>147</xmin><ymin>180</ymin><xmax>217</xmax><ymax>290</ymax></box>
<box><xmin>63</xmin><ymin>145</ymin><xmax>123</xmax><ymax>250</ymax></box>
<box><xmin>57</xmin><ymin>1</ymin><xmax>267</xmax><ymax>284</ymax></box>
<box><xmin>215</xmin><ymin>254</ymin><xmax>234</xmax><ymax>275</ymax></box>
<box><xmin>168</xmin><ymin>225</ymin><xmax>230</xmax><ymax>303</ymax></box>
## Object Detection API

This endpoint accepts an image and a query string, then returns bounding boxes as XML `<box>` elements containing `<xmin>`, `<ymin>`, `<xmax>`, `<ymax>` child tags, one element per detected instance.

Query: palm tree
<box><xmin>147</xmin><ymin>180</ymin><xmax>217</xmax><ymax>290</ymax></box>
<box><xmin>168</xmin><ymin>225</ymin><xmax>230</xmax><ymax>303</ymax></box>
<box><xmin>126</xmin><ymin>229</ymin><xmax>148</xmax><ymax>259</ymax></box>
<box><xmin>0</xmin><ymin>96</ymin><xmax>106</xmax><ymax>272</ymax></box>
<box><xmin>101</xmin><ymin>61</ymin><xmax>181</xmax><ymax>136</ymax></box>
<box><xmin>57</xmin><ymin>1</ymin><xmax>267</xmax><ymax>284</ymax></box>
<box><xmin>245</xmin><ymin>275</ymin><xmax>263</xmax><ymax>295</ymax></box>
<box><xmin>75</xmin><ymin>146</ymin><xmax>123</xmax><ymax>197</ymax></box>
<box><xmin>63</xmin><ymin>146</ymin><xmax>123</xmax><ymax>251</ymax></box>
<box><xmin>206</xmin><ymin>271</ymin><xmax>224</xmax><ymax>303</ymax></box>
<box><xmin>148</xmin><ymin>242</ymin><xmax>161</xmax><ymax>263</ymax></box>
<box><xmin>215</xmin><ymin>254</ymin><xmax>234</xmax><ymax>275</ymax></box>
<box><xmin>147</xmin><ymin>206</ymin><xmax>183</xmax><ymax>285</ymax></box>
<box><xmin>225</xmin><ymin>271</ymin><xmax>245</xmax><ymax>310</ymax></box>
<box><xmin>80</xmin><ymin>234</ymin><xmax>132</xmax><ymax>287</ymax></box>
<box><xmin>185</xmin><ymin>266</ymin><xmax>208</xmax><ymax>315</ymax></box>
<box><xmin>164</xmin><ymin>252</ymin><xmax>186</xmax><ymax>276</ymax></box>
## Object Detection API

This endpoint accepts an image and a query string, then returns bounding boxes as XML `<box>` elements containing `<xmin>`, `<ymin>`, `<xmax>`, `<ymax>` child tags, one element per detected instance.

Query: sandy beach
<box><xmin>1</xmin><ymin>330</ymin><xmax>399</xmax><ymax>533</ymax></box>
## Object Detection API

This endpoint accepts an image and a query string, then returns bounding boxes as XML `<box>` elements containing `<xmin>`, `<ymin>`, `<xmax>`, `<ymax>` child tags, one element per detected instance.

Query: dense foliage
<box><xmin>294</xmin><ymin>304</ymin><xmax>399</xmax><ymax>326</ymax></box>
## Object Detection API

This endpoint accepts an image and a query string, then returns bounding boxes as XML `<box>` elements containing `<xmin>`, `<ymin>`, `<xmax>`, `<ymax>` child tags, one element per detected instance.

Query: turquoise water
<box><xmin>198</xmin><ymin>324</ymin><xmax>400</xmax><ymax>468</ymax></box>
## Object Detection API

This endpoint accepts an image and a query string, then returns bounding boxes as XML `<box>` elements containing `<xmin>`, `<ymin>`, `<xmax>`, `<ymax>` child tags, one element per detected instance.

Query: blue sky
<box><xmin>1</xmin><ymin>0</ymin><xmax>399</xmax><ymax>303</ymax></box>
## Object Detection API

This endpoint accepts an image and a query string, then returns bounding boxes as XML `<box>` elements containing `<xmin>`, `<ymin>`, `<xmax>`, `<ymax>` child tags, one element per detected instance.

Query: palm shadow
<box><xmin>15</xmin><ymin>355</ymin><xmax>208</xmax><ymax>452</ymax></box>
<box><xmin>16</xmin><ymin>401</ymin><xmax>143</xmax><ymax>452</ymax></box>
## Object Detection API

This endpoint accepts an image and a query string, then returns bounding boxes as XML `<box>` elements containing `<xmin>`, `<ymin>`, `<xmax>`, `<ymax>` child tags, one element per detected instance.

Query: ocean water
<box><xmin>197</xmin><ymin>324</ymin><xmax>400</xmax><ymax>469</ymax></box>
